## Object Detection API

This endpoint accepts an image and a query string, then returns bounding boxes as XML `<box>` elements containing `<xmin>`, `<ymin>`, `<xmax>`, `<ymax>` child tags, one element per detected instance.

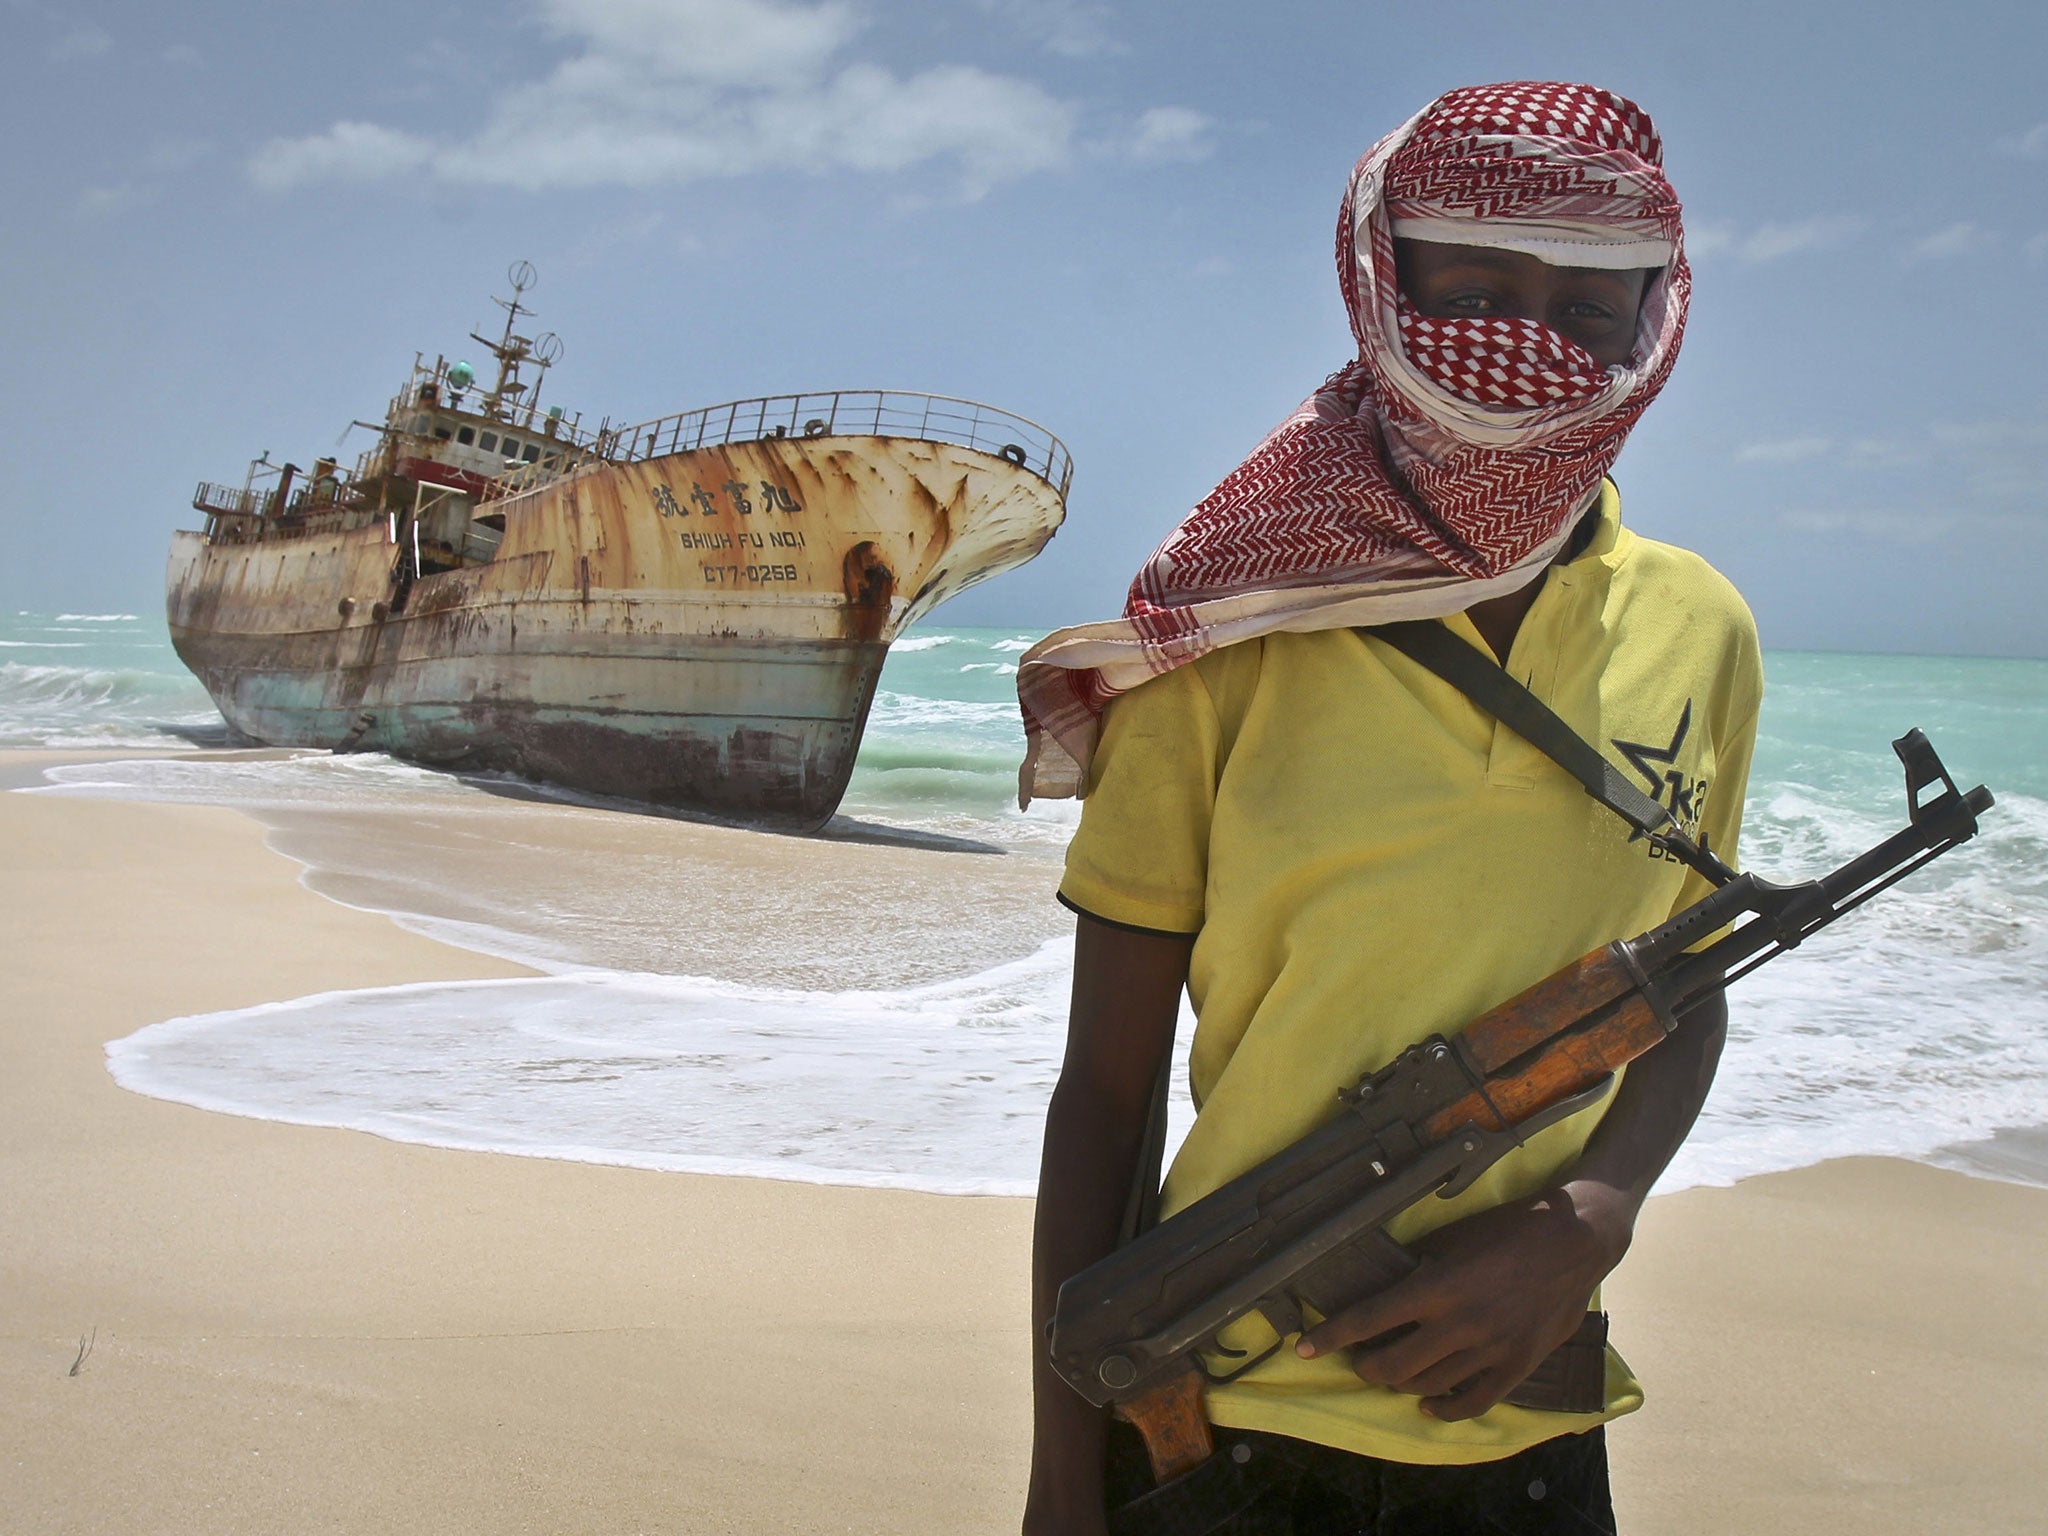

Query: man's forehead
<box><xmin>1397</xmin><ymin>240</ymin><xmax>1652</xmax><ymax>288</ymax></box>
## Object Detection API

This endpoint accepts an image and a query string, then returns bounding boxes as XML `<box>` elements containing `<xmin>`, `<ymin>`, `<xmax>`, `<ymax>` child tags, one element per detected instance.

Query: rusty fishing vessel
<box><xmin>167</xmin><ymin>264</ymin><xmax>1071</xmax><ymax>828</ymax></box>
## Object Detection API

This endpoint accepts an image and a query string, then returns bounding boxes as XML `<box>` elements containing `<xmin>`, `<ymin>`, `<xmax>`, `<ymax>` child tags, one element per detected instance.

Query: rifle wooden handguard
<box><xmin>1424</xmin><ymin>945</ymin><xmax>1668</xmax><ymax>1139</ymax></box>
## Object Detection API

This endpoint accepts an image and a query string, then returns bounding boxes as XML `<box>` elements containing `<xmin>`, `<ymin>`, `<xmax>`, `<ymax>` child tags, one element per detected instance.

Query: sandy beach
<box><xmin>3</xmin><ymin>768</ymin><xmax>2044</xmax><ymax>1534</ymax></box>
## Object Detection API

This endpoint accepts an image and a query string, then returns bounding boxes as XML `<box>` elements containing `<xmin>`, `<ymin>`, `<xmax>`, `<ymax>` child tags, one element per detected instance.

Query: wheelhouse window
<box><xmin>522</xmin><ymin>444</ymin><xmax>541</xmax><ymax>462</ymax></box>
<box><xmin>457</xmin><ymin>426</ymin><xmax>476</xmax><ymax>445</ymax></box>
<box><xmin>479</xmin><ymin>432</ymin><xmax>498</xmax><ymax>452</ymax></box>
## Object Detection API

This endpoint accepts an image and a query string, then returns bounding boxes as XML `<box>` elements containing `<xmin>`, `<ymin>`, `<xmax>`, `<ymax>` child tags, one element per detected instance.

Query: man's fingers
<box><xmin>1385</xmin><ymin>1348</ymin><xmax>1491</xmax><ymax>1401</ymax></box>
<box><xmin>1420</xmin><ymin>1366</ymin><xmax>1518</xmax><ymax>1422</ymax></box>
<box><xmin>1343</xmin><ymin>1318</ymin><xmax>1473</xmax><ymax>1388</ymax></box>
<box><xmin>1297</xmin><ymin>1284</ymin><xmax>1425</xmax><ymax>1359</ymax></box>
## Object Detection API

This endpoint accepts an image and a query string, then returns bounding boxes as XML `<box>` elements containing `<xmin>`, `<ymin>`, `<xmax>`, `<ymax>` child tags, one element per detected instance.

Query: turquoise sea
<box><xmin>7</xmin><ymin>610</ymin><xmax>2045</xmax><ymax>1194</ymax></box>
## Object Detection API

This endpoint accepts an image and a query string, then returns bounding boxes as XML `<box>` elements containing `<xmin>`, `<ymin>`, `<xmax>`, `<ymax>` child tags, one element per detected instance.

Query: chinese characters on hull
<box><xmin>650</xmin><ymin>476</ymin><xmax>809</xmax><ymax>584</ymax></box>
<box><xmin>652</xmin><ymin>479</ymin><xmax>805</xmax><ymax>520</ymax></box>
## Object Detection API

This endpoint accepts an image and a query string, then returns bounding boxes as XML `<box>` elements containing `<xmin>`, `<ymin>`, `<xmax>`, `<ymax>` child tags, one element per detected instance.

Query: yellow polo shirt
<box><xmin>1059</xmin><ymin>485</ymin><xmax>1762</xmax><ymax>1464</ymax></box>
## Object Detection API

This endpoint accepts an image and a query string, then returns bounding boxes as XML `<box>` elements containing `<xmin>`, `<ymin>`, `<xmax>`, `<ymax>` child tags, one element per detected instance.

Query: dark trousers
<box><xmin>1104</xmin><ymin>1419</ymin><xmax>1616</xmax><ymax>1536</ymax></box>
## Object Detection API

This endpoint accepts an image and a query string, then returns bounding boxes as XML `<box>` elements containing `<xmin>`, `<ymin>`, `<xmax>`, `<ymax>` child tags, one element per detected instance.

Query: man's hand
<box><xmin>1294</xmin><ymin>990</ymin><xmax>1727</xmax><ymax>1422</ymax></box>
<box><xmin>1296</xmin><ymin>1180</ymin><xmax>1629</xmax><ymax>1421</ymax></box>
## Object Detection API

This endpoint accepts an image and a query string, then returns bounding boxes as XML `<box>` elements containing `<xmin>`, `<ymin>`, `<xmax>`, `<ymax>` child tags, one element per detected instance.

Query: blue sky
<box><xmin>4</xmin><ymin>0</ymin><xmax>2044</xmax><ymax>656</ymax></box>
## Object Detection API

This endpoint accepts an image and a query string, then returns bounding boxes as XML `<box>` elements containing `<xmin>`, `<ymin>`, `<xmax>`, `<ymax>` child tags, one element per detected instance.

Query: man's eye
<box><xmin>1441</xmin><ymin>293</ymin><xmax>1497</xmax><ymax>313</ymax></box>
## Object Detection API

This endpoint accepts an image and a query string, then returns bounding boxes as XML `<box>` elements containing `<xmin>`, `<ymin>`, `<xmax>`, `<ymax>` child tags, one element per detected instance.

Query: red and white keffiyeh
<box><xmin>1017</xmin><ymin>81</ymin><xmax>1689</xmax><ymax>803</ymax></box>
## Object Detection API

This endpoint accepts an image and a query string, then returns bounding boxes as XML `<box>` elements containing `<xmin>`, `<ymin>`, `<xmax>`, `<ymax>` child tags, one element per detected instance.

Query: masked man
<box><xmin>1019</xmin><ymin>82</ymin><xmax>1761</xmax><ymax>1535</ymax></box>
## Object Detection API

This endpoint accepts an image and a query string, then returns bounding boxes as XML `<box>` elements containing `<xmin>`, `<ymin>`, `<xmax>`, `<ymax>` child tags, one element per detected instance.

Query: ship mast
<box><xmin>471</xmin><ymin>260</ymin><xmax>562</xmax><ymax>424</ymax></box>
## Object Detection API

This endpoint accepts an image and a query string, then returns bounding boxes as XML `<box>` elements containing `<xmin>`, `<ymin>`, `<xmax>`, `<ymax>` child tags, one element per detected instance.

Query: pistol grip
<box><xmin>1113</xmin><ymin>1366</ymin><xmax>1212</xmax><ymax>1484</ymax></box>
<box><xmin>1289</xmin><ymin>1227</ymin><xmax>1420</xmax><ymax>1323</ymax></box>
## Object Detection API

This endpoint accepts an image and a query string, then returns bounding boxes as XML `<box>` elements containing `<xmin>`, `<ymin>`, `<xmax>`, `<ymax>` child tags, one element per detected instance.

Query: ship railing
<box><xmin>193</xmin><ymin>477</ymin><xmax>391</xmax><ymax>543</ymax></box>
<box><xmin>192</xmin><ymin>481</ymin><xmax>271</xmax><ymax>542</ymax></box>
<box><xmin>603</xmin><ymin>390</ymin><xmax>1075</xmax><ymax>498</ymax></box>
<box><xmin>193</xmin><ymin>481</ymin><xmax>266</xmax><ymax>519</ymax></box>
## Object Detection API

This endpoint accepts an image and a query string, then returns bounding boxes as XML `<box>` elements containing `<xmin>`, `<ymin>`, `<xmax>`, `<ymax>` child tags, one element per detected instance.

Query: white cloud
<box><xmin>1736</xmin><ymin>436</ymin><xmax>1834</xmax><ymax>466</ymax></box>
<box><xmin>1904</xmin><ymin>221</ymin><xmax>1996</xmax><ymax>264</ymax></box>
<box><xmin>1686</xmin><ymin>215</ymin><xmax>1863</xmax><ymax>264</ymax></box>
<box><xmin>49</xmin><ymin>23</ymin><xmax>111</xmax><ymax>60</ymax></box>
<box><xmin>1929</xmin><ymin>412</ymin><xmax>2048</xmax><ymax>504</ymax></box>
<box><xmin>1999</xmin><ymin>122</ymin><xmax>2048</xmax><ymax>159</ymax></box>
<box><xmin>1783</xmin><ymin>501</ymin><xmax>2037</xmax><ymax>544</ymax></box>
<box><xmin>251</xmin><ymin>122</ymin><xmax>437</xmax><ymax>190</ymax></box>
<box><xmin>973</xmin><ymin>0</ymin><xmax>1125</xmax><ymax>59</ymax></box>
<box><xmin>1121</xmin><ymin>106</ymin><xmax>1214</xmax><ymax>165</ymax></box>
<box><xmin>1772</xmin><ymin>409</ymin><xmax>2047</xmax><ymax>541</ymax></box>
<box><xmin>250</xmin><ymin>0</ymin><xmax>1089</xmax><ymax>199</ymax></box>
<box><xmin>1682</xmin><ymin>222</ymin><xmax>1733</xmax><ymax>259</ymax></box>
<box><xmin>535</xmin><ymin>0</ymin><xmax>857</xmax><ymax>86</ymax></box>
<box><xmin>1739</xmin><ymin>434</ymin><xmax>1929</xmax><ymax>473</ymax></box>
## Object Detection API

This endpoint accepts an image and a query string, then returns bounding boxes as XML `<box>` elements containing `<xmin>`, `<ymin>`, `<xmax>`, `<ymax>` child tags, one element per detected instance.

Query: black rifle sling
<box><xmin>1371</xmin><ymin>620</ymin><xmax>1732</xmax><ymax>886</ymax></box>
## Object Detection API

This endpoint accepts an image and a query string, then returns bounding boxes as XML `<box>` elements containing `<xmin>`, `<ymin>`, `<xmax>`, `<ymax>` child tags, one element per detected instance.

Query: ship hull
<box><xmin>168</xmin><ymin>432</ymin><xmax>1062</xmax><ymax>829</ymax></box>
<box><xmin>170</xmin><ymin>620</ymin><xmax>890</xmax><ymax>826</ymax></box>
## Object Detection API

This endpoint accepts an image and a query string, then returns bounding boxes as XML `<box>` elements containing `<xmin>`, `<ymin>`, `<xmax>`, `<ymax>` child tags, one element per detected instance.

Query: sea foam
<box><xmin>106</xmin><ymin>940</ymin><xmax>1199</xmax><ymax>1196</ymax></box>
<box><xmin>97</xmin><ymin>792</ymin><xmax>2048</xmax><ymax>1196</ymax></box>
<box><xmin>22</xmin><ymin>623</ymin><xmax>2048</xmax><ymax>1195</ymax></box>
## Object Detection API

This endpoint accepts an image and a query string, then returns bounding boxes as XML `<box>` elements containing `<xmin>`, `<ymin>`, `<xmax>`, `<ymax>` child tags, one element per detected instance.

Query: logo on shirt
<box><xmin>1612</xmin><ymin>700</ymin><xmax>1710</xmax><ymax>862</ymax></box>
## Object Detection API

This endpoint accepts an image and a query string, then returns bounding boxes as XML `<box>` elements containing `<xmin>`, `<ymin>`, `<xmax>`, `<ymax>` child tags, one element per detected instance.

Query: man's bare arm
<box><xmin>1024</xmin><ymin>915</ymin><xmax>1192</xmax><ymax>1536</ymax></box>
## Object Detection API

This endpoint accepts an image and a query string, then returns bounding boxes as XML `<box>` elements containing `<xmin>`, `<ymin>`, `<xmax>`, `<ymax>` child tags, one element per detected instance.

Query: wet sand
<box><xmin>2</xmin><ymin>768</ymin><xmax>2043</xmax><ymax>1533</ymax></box>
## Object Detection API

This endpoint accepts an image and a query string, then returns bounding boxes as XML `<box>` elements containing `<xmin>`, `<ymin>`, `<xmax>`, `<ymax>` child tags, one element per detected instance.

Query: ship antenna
<box><xmin>474</xmin><ymin>260</ymin><xmax>539</xmax><ymax>422</ymax></box>
<box><xmin>528</xmin><ymin>330</ymin><xmax>563</xmax><ymax>417</ymax></box>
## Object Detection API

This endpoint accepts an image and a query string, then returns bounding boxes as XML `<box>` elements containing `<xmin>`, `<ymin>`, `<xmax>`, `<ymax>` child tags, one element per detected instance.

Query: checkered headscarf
<box><xmin>1017</xmin><ymin>82</ymin><xmax>1689</xmax><ymax>803</ymax></box>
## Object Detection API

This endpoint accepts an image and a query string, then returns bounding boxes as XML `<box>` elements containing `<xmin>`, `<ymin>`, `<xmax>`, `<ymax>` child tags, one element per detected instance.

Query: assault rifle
<box><xmin>1048</xmin><ymin>730</ymin><xmax>1993</xmax><ymax>1485</ymax></box>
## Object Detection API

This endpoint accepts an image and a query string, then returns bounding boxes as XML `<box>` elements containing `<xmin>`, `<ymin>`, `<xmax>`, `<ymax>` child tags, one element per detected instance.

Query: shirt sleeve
<box><xmin>1058</xmin><ymin>661</ymin><xmax>1221</xmax><ymax>935</ymax></box>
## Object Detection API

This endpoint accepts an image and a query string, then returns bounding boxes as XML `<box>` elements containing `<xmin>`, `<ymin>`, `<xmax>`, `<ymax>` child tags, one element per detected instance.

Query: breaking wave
<box><xmin>0</xmin><ymin>661</ymin><xmax>221</xmax><ymax>748</ymax></box>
